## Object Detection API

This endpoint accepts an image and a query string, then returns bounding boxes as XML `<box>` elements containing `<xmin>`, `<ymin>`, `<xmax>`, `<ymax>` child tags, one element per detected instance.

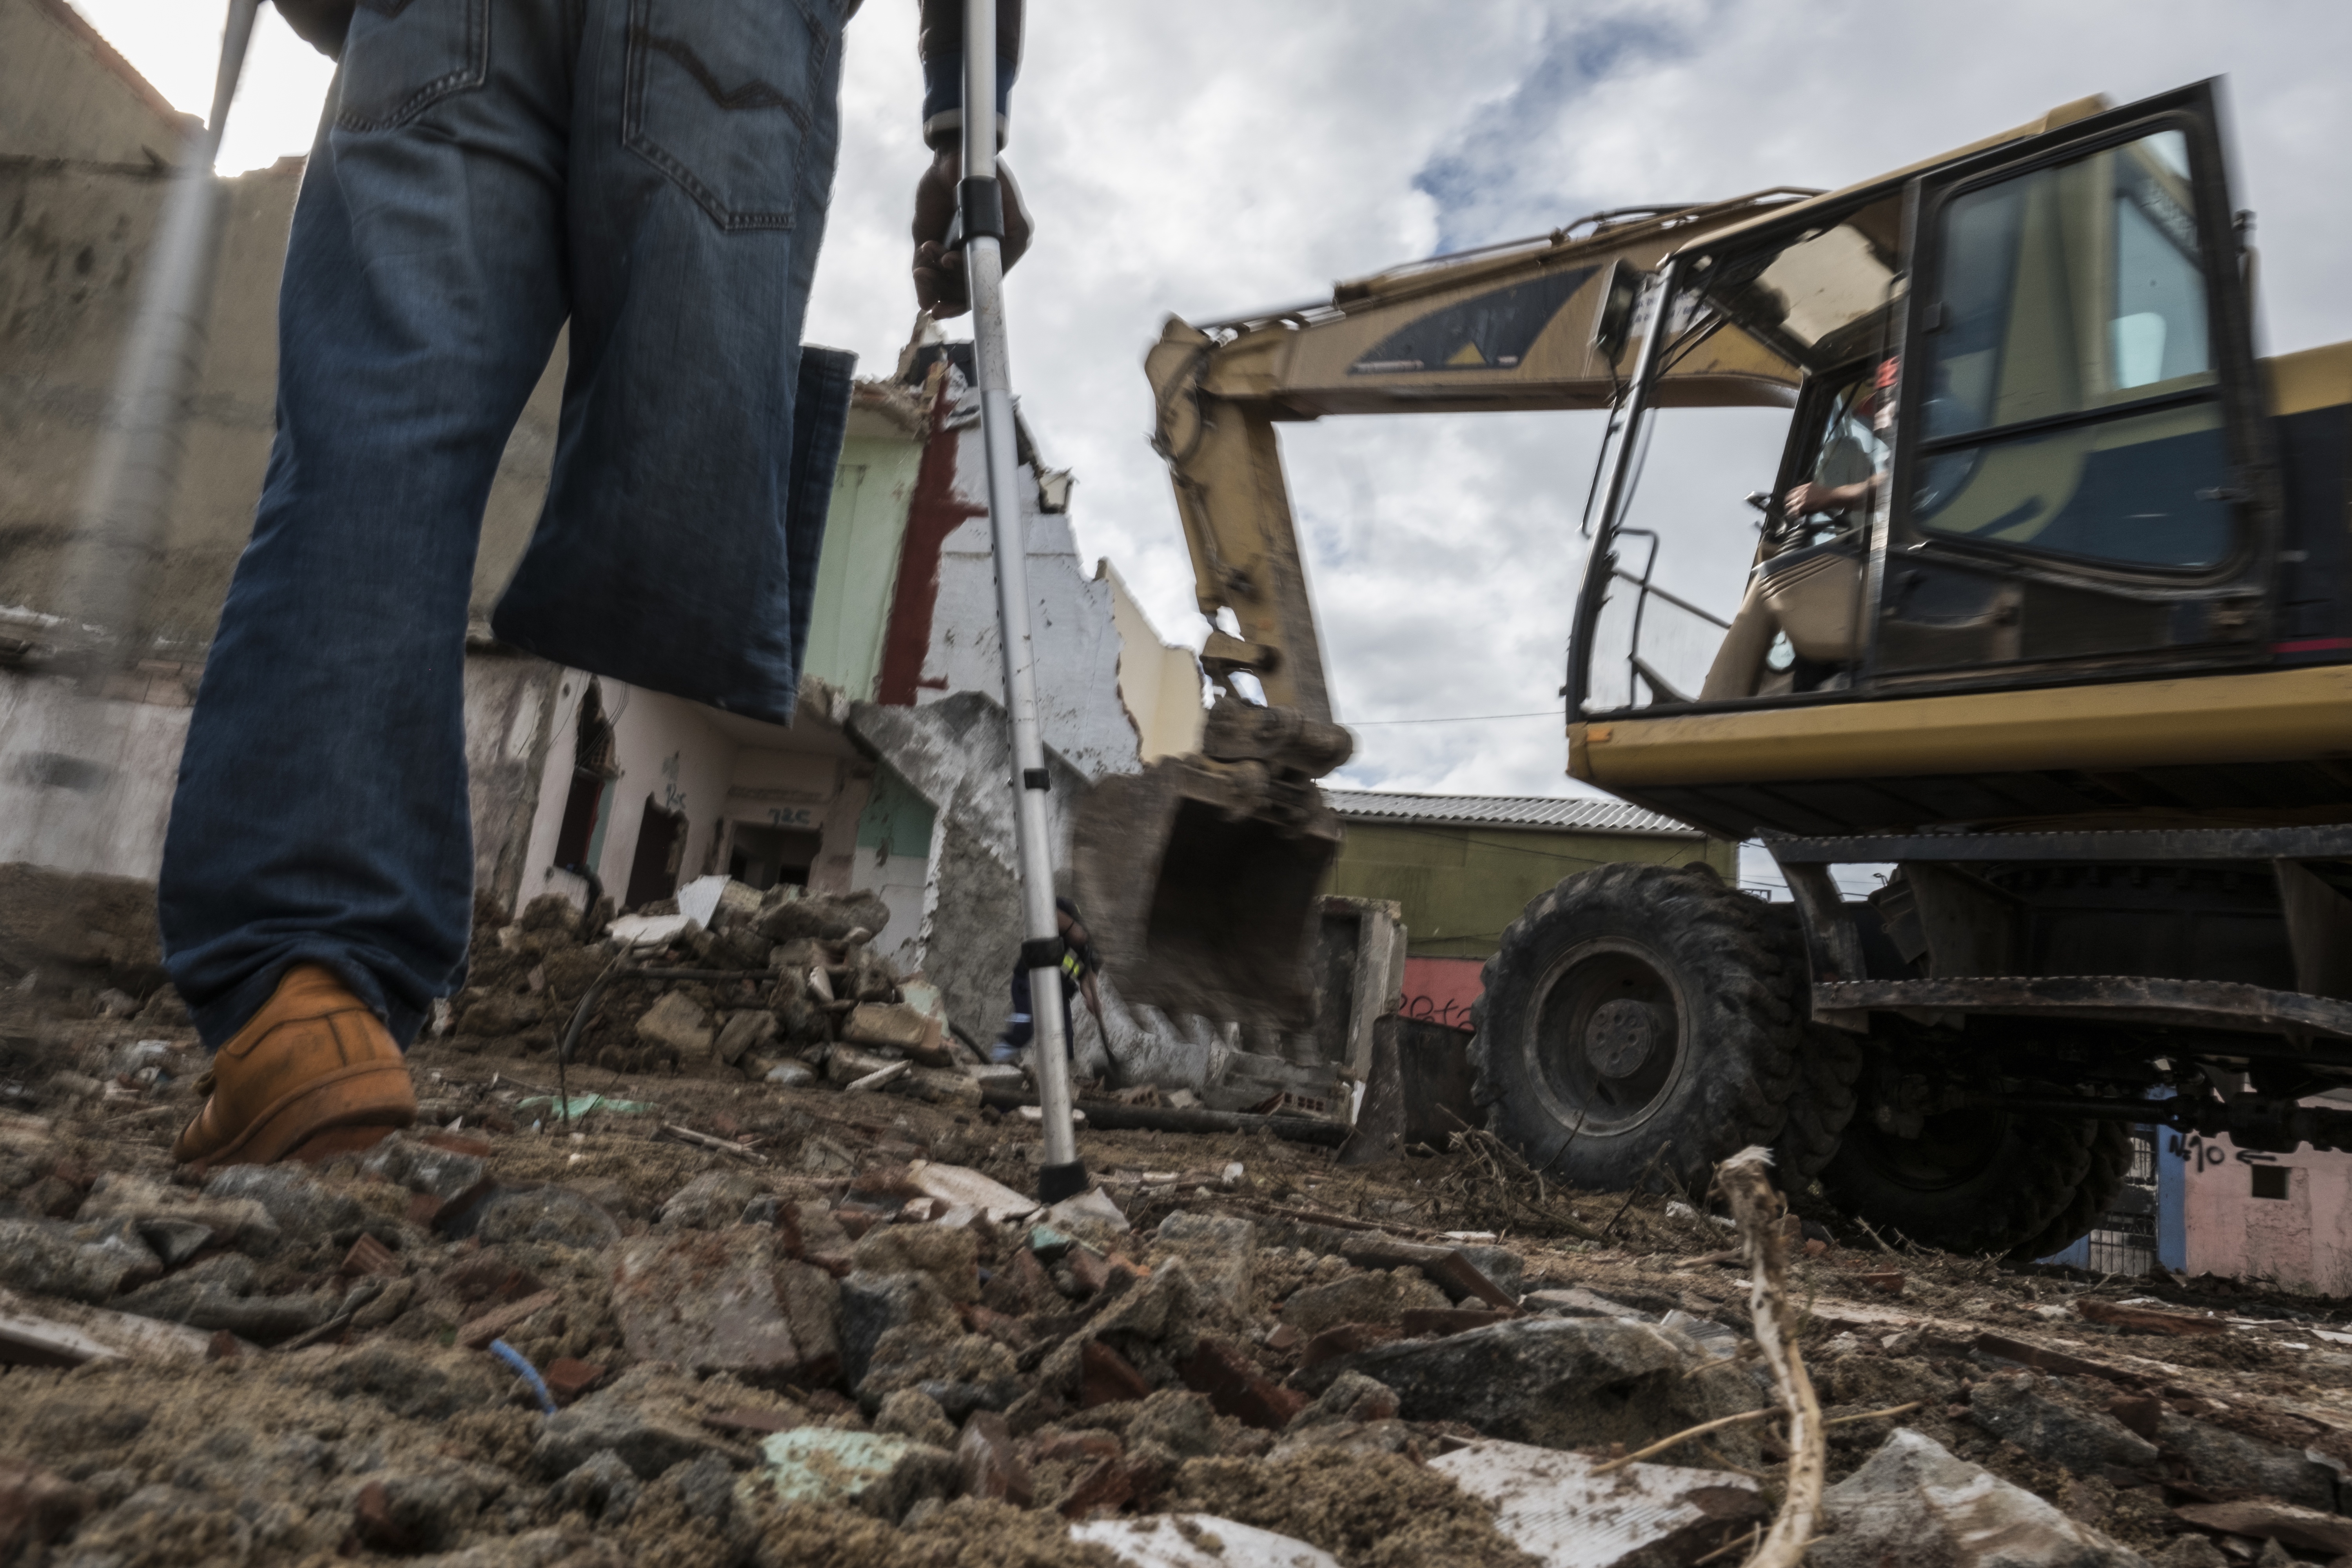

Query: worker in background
<box><xmin>162</xmin><ymin>0</ymin><xmax>1029</xmax><ymax>1167</ymax></box>
<box><xmin>993</xmin><ymin>898</ymin><xmax>1102</xmax><ymax>1069</ymax></box>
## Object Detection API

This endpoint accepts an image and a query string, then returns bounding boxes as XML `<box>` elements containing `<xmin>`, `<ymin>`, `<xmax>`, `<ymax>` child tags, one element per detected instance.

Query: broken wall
<box><xmin>914</xmin><ymin>387</ymin><xmax>1141</xmax><ymax>783</ymax></box>
<box><xmin>0</xmin><ymin>0</ymin><xmax>189</xmax><ymax>167</ymax></box>
<box><xmin>846</xmin><ymin>693</ymin><xmax>1090</xmax><ymax>1047</ymax></box>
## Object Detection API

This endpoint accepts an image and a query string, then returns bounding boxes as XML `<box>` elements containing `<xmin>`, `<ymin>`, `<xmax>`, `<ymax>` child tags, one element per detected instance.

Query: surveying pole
<box><xmin>958</xmin><ymin>0</ymin><xmax>1086</xmax><ymax>1203</ymax></box>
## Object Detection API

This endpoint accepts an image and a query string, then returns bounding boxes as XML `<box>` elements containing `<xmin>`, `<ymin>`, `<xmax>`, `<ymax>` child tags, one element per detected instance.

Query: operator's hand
<box><xmin>1784</xmin><ymin>479</ymin><xmax>1871</xmax><ymax>517</ymax></box>
<box><xmin>913</xmin><ymin>141</ymin><xmax>1032</xmax><ymax>319</ymax></box>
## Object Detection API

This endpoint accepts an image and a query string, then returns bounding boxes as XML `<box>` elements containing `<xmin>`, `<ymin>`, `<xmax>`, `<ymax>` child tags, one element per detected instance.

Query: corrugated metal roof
<box><xmin>1323</xmin><ymin>788</ymin><xmax>1706</xmax><ymax>837</ymax></box>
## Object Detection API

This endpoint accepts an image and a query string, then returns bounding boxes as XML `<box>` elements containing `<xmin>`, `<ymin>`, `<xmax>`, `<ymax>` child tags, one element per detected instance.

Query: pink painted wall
<box><xmin>2178</xmin><ymin>1123</ymin><xmax>2352</xmax><ymax>1295</ymax></box>
<box><xmin>1400</xmin><ymin>956</ymin><xmax>1484</xmax><ymax>1034</ymax></box>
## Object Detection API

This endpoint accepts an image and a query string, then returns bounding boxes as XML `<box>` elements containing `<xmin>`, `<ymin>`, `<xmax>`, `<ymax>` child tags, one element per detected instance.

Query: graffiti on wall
<box><xmin>2168</xmin><ymin>1131</ymin><xmax>2279</xmax><ymax>1174</ymax></box>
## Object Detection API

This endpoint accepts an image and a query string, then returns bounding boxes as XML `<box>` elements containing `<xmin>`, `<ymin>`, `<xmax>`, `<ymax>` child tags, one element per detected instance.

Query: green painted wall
<box><xmin>801</xmin><ymin>433</ymin><xmax>926</xmax><ymax>701</ymax></box>
<box><xmin>856</xmin><ymin>763</ymin><xmax>936</xmax><ymax>858</ymax></box>
<box><xmin>1321</xmin><ymin>822</ymin><xmax>1738</xmax><ymax>958</ymax></box>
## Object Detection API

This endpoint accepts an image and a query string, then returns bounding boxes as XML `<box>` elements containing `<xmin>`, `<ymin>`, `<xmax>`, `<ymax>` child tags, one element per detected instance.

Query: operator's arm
<box><xmin>911</xmin><ymin>0</ymin><xmax>1033</xmax><ymax>318</ymax></box>
<box><xmin>1784</xmin><ymin>474</ymin><xmax>1879</xmax><ymax>517</ymax></box>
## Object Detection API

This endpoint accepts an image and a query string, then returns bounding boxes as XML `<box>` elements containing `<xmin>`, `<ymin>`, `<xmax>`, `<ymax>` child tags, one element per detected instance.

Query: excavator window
<box><xmin>1909</xmin><ymin>128</ymin><xmax>2232</xmax><ymax>569</ymax></box>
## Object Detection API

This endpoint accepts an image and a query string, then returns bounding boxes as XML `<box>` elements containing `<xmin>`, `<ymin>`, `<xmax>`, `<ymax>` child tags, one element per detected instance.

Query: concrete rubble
<box><xmin>5</xmin><ymin>885</ymin><xmax>2352</xmax><ymax>1563</ymax></box>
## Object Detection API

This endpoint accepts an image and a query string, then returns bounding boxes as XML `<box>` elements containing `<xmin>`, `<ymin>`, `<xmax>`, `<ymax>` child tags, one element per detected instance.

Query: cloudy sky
<box><xmin>68</xmin><ymin>0</ymin><xmax>2352</xmax><ymax>891</ymax></box>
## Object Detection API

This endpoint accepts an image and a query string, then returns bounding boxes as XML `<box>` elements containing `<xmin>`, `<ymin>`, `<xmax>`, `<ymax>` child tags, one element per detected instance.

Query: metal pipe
<box><xmin>1565</xmin><ymin>257</ymin><xmax>1683</xmax><ymax>717</ymax></box>
<box><xmin>962</xmin><ymin>0</ymin><xmax>1085</xmax><ymax>1202</ymax></box>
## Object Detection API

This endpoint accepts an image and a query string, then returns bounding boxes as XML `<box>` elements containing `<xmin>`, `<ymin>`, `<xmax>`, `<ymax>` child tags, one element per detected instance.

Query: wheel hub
<box><xmin>1584</xmin><ymin>997</ymin><xmax>1662</xmax><ymax>1079</ymax></box>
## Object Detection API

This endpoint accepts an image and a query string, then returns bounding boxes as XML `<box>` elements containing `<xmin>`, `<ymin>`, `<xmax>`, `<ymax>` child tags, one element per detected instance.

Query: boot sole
<box><xmin>177</xmin><ymin>1059</ymin><xmax>417</xmax><ymax>1169</ymax></box>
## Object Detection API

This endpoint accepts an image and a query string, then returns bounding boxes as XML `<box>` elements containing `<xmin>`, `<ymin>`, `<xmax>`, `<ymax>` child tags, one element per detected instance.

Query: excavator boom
<box><xmin>1079</xmin><ymin>193</ymin><xmax>1815</xmax><ymax>1027</ymax></box>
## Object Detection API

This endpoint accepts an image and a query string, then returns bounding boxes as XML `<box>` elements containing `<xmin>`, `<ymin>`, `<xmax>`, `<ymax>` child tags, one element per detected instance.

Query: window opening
<box><xmin>2251</xmin><ymin>1163</ymin><xmax>2290</xmax><ymax>1200</ymax></box>
<box><xmin>1913</xmin><ymin>127</ymin><xmax>2230</xmax><ymax>569</ymax></box>
<box><xmin>553</xmin><ymin>681</ymin><xmax>620</xmax><ymax>873</ymax></box>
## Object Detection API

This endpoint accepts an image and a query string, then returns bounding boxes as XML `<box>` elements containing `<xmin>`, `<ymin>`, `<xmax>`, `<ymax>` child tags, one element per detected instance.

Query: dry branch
<box><xmin>1718</xmin><ymin>1145</ymin><xmax>1824</xmax><ymax>1568</ymax></box>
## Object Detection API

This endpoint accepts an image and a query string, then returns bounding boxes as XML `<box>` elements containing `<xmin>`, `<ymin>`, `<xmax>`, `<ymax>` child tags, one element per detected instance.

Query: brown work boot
<box><xmin>173</xmin><ymin>963</ymin><xmax>417</xmax><ymax>1168</ymax></box>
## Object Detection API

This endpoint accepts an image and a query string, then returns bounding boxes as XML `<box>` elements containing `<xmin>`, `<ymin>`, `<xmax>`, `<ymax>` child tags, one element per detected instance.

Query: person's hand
<box><xmin>913</xmin><ymin>142</ymin><xmax>1033</xmax><ymax>319</ymax></box>
<box><xmin>1784</xmin><ymin>479</ymin><xmax>1870</xmax><ymax>517</ymax></box>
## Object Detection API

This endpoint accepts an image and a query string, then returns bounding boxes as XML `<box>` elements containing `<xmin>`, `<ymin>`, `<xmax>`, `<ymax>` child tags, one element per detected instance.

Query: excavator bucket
<box><xmin>1073</xmin><ymin>756</ymin><xmax>1344</xmax><ymax>1032</ymax></box>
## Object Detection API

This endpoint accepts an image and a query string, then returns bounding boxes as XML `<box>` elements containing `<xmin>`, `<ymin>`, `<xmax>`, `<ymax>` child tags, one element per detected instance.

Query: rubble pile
<box><xmin>6</xmin><ymin>889</ymin><xmax>2352</xmax><ymax>1562</ymax></box>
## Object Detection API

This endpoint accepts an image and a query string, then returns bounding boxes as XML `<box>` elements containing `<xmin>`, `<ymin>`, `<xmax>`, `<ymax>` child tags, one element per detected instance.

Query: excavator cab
<box><xmin>1575</xmin><ymin>86</ymin><xmax>2279</xmax><ymax>751</ymax></box>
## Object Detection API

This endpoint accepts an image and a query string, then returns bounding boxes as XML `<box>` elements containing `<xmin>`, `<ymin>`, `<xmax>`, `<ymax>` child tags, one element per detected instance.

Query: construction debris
<box><xmin>7</xmin><ymin>890</ymin><xmax>2352</xmax><ymax>1563</ymax></box>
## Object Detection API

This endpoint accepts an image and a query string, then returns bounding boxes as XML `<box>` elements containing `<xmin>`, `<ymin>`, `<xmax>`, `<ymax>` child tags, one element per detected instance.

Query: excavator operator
<box><xmin>1699</xmin><ymin>360</ymin><xmax>1889</xmax><ymax>701</ymax></box>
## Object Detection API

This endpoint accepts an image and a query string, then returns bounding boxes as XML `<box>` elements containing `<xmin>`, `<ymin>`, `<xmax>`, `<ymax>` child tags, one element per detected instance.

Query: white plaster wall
<box><xmin>849</xmin><ymin>808</ymin><xmax>938</xmax><ymax>979</ymax></box>
<box><xmin>0</xmin><ymin>669</ymin><xmax>189</xmax><ymax>878</ymax></box>
<box><xmin>1100</xmin><ymin>559</ymin><xmax>1205</xmax><ymax>762</ymax></box>
<box><xmin>918</xmin><ymin>399</ymin><xmax>1140</xmax><ymax>782</ymax></box>
<box><xmin>2179</xmin><ymin>1127</ymin><xmax>2352</xmax><ymax>1295</ymax></box>
<box><xmin>581</xmin><ymin>686</ymin><xmax>739</xmax><ymax>906</ymax></box>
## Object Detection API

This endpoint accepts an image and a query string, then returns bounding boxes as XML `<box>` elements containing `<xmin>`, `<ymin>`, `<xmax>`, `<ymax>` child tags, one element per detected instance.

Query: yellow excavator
<box><xmin>1075</xmin><ymin>80</ymin><xmax>2352</xmax><ymax>1257</ymax></box>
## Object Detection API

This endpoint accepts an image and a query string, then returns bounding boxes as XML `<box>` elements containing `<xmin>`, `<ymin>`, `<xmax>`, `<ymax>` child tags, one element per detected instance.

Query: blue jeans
<box><xmin>160</xmin><ymin>0</ymin><xmax>853</xmax><ymax>1049</ymax></box>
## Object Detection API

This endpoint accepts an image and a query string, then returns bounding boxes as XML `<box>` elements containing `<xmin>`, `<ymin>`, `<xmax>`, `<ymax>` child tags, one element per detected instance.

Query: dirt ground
<box><xmin>7</xmin><ymin>893</ymin><xmax>2352</xmax><ymax>1566</ymax></box>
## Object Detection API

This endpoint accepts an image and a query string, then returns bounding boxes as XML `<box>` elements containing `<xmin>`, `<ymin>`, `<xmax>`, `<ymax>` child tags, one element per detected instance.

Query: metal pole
<box><xmin>24</xmin><ymin>0</ymin><xmax>260</xmax><ymax>871</ymax></box>
<box><xmin>960</xmin><ymin>0</ymin><xmax>1087</xmax><ymax>1202</ymax></box>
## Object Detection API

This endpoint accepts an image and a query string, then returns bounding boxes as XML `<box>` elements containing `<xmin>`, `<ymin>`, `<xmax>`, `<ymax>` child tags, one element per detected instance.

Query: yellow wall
<box><xmin>1322</xmin><ymin>819</ymin><xmax>1737</xmax><ymax>958</ymax></box>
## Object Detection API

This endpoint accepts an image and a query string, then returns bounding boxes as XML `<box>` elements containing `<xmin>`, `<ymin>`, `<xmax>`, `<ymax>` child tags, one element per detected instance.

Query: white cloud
<box><xmin>70</xmin><ymin>0</ymin><xmax>2352</xmax><ymax>831</ymax></box>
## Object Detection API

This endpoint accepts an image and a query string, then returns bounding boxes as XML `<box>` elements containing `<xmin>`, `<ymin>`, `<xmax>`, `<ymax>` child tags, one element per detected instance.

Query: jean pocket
<box><xmin>334</xmin><ymin>0</ymin><xmax>489</xmax><ymax>132</ymax></box>
<box><xmin>624</xmin><ymin>0</ymin><xmax>833</xmax><ymax>232</ymax></box>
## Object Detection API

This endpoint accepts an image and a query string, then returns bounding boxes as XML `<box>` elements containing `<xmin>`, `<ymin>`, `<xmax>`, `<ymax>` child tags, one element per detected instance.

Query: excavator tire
<box><xmin>1772</xmin><ymin>1020</ymin><xmax>1866</xmax><ymax>1184</ymax></box>
<box><xmin>1758</xmin><ymin>906</ymin><xmax>1863</xmax><ymax>1185</ymax></box>
<box><xmin>2009</xmin><ymin>1119</ymin><xmax>2135</xmax><ymax>1263</ymax></box>
<box><xmin>1818</xmin><ymin>1093</ymin><xmax>2097</xmax><ymax>1257</ymax></box>
<box><xmin>1470</xmin><ymin>862</ymin><xmax>1801</xmax><ymax>1198</ymax></box>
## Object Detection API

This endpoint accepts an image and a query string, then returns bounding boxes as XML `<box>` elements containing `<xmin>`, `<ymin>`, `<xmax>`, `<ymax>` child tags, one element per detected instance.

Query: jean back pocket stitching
<box><xmin>621</xmin><ymin>0</ymin><xmax>825</xmax><ymax>233</ymax></box>
<box><xmin>333</xmin><ymin>0</ymin><xmax>490</xmax><ymax>132</ymax></box>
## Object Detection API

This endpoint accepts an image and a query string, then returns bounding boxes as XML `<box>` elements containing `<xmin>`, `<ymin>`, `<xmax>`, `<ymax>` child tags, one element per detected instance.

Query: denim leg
<box><xmin>490</xmin><ymin>0</ymin><xmax>848</xmax><ymax>726</ymax></box>
<box><xmin>159</xmin><ymin>0</ymin><xmax>578</xmax><ymax>1049</ymax></box>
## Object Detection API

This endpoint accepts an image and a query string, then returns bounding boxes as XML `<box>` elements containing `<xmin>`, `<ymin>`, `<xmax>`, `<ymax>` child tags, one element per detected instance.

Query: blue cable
<box><xmin>489</xmin><ymin>1339</ymin><xmax>557</xmax><ymax>1415</ymax></box>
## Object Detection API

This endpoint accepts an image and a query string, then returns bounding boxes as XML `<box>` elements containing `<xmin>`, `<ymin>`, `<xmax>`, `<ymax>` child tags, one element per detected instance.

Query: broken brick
<box><xmin>0</xmin><ymin>1459</ymin><xmax>94</xmax><ymax>1559</ymax></box>
<box><xmin>1056</xmin><ymin>1453</ymin><xmax>1163</xmax><ymax>1519</ymax></box>
<box><xmin>1857</xmin><ymin>1270</ymin><xmax>1904</xmax><ymax>1295</ymax></box>
<box><xmin>957</xmin><ymin>1410</ymin><xmax>1034</xmax><ymax>1506</ymax></box>
<box><xmin>1065</xmin><ymin>1248</ymin><xmax>1112</xmax><ymax>1296</ymax></box>
<box><xmin>1179</xmin><ymin>1338</ymin><xmax>1308</xmax><ymax>1431</ymax></box>
<box><xmin>207</xmin><ymin>1331</ymin><xmax>241</xmax><ymax>1361</ymax></box>
<box><xmin>2107</xmin><ymin>1394</ymin><xmax>2163</xmax><ymax>1441</ymax></box>
<box><xmin>351</xmin><ymin>1481</ymin><xmax>413</xmax><ymax>1554</ymax></box>
<box><xmin>456</xmin><ymin>1289</ymin><xmax>561</xmax><ymax>1351</ymax></box>
<box><xmin>341</xmin><ymin>1234</ymin><xmax>402</xmax><ymax>1279</ymax></box>
<box><xmin>405</xmin><ymin>1191</ymin><xmax>443</xmax><ymax>1226</ymax></box>
<box><xmin>1080</xmin><ymin>1339</ymin><xmax>1151</xmax><ymax>1408</ymax></box>
<box><xmin>543</xmin><ymin>1358</ymin><xmax>607</xmax><ymax>1405</ymax></box>
<box><xmin>2076</xmin><ymin>1299</ymin><xmax>2223</xmax><ymax>1337</ymax></box>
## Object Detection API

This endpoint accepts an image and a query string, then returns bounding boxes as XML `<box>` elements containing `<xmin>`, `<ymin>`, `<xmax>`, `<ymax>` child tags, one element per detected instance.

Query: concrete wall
<box><xmin>461</xmin><ymin>651</ymin><xmax>562</xmax><ymax>916</ymax></box>
<box><xmin>849</xmin><ymin>764</ymin><xmax>939</xmax><ymax>979</ymax></box>
<box><xmin>0</xmin><ymin>669</ymin><xmax>189</xmax><ymax>878</ymax></box>
<box><xmin>1</xmin><ymin>0</ymin><xmax>190</xmax><ymax>166</ymax></box>
<box><xmin>915</xmin><ymin>388</ymin><xmax>1139</xmax><ymax>782</ymax></box>
<box><xmin>848</xmin><ymin>693</ymin><xmax>1091</xmax><ymax>1044</ymax></box>
<box><xmin>1323</xmin><ymin>820</ymin><xmax>1736</xmax><ymax>959</ymax></box>
<box><xmin>1100</xmin><ymin>558</ymin><xmax>1205</xmax><ymax>763</ymax></box>
<box><xmin>2178</xmin><ymin>1126</ymin><xmax>2352</xmax><ymax>1295</ymax></box>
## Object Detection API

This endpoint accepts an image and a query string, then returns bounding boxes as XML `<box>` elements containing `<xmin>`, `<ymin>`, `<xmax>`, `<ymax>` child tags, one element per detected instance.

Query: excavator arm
<box><xmin>1078</xmin><ymin>195</ymin><xmax>1813</xmax><ymax>1029</ymax></box>
<box><xmin>1143</xmin><ymin>194</ymin><xmax>1815</xmax><ymax>713</ymax></box>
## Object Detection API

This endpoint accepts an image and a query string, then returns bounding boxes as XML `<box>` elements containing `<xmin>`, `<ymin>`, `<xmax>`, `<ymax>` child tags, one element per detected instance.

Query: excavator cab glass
<box><xmin>1573</xmin><ymin>82</ymin><xmax>2273</xmax><ymax>719</ymax></box>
